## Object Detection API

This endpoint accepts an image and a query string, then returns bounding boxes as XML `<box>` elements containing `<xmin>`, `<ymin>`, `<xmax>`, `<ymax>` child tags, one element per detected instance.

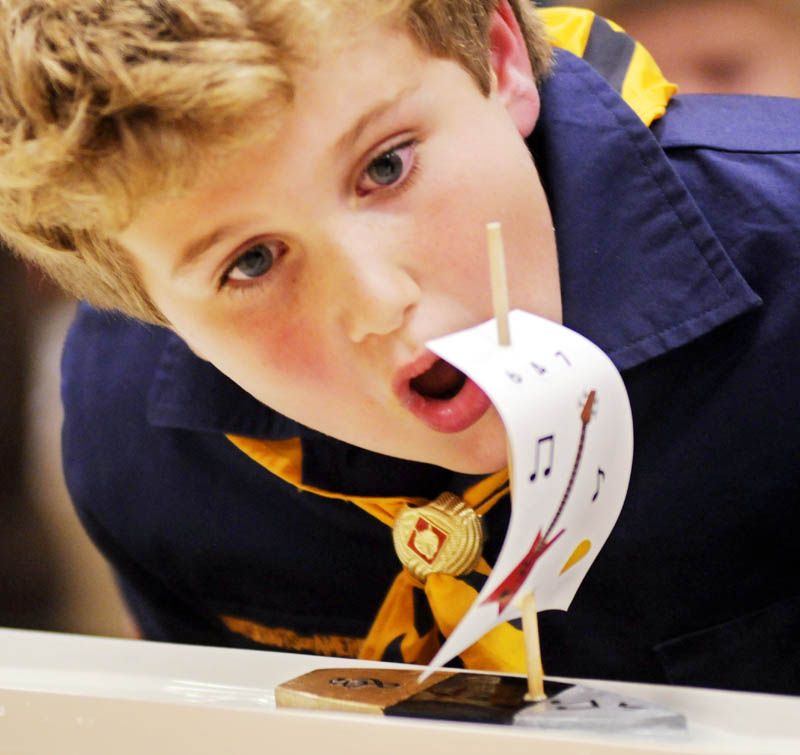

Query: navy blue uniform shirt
<box><xmin>62</xmin><ymin>50</ymin><xmax>800</xmax><ymax>694</ymax></box>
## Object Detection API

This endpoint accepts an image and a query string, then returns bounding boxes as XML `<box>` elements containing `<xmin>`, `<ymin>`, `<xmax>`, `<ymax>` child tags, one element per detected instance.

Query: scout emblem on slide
<box><xmin>420</xmin><ymin>307</ymin><xmax>634</xmax><ymax>675</ymax></box>
<box><xmin>393</xmin><ymin>492</ymin><xmax>484</xmax><ymax>582</ymax></box>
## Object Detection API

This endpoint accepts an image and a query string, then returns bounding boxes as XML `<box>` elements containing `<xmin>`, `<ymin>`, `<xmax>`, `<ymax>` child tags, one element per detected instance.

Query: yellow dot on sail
<box><xmin>560</xmin><ymin>539</ymin><xmax>591</xmax><ymax>574</ymax></box>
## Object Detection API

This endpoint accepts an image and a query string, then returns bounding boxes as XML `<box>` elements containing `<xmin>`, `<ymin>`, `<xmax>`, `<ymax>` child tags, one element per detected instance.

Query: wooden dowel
<box><xmin>489</xmin><ymin>221</ymin><xmax>544</xmax><ymax>699</ymax></box>
<box><xmin>505</xmin><ymin>437</ymin><xmax>514</xmax><ymax>482</ymax></box>
<box><xmin>487</xmin><ymin>221</ymin><xmax>511</xmax><ymax>346</ymax></box>
<box><xmin>521</xmin><ymin>591</ymin><xmax>547</xmax><ymax>702</ymax></box>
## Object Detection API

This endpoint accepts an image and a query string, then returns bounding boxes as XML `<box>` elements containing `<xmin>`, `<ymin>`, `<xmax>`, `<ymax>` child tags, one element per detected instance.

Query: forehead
<box><xmin>219</xmin><ymin>20</ymin><xmax>430</xmax><ymax>171</ymax></box>
<box><xmin>117</xmin><ymin>20</ymin><xmax>440</xmax><ymax>252</ymax></box>
<box><xmin>105</xmin><ymin>6</ymin><xmax>417</xmax><ymax>229</ymax></box>
<box><xmin>287</xmin><ymin>22</ymin><xmax>427</xmax><ymax>125</ymax></box>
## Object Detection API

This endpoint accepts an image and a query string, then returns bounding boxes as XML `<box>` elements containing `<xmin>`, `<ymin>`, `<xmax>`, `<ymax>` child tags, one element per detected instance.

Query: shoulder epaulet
<box><xmin>651</xmin><ymin>93</ymin><xmax>800</xmax><ymax>153</ymax></box>
<box><xmin>539</xmin><ymin>6</ymin><xmax>676</xmax><ymax>126</ymax></box>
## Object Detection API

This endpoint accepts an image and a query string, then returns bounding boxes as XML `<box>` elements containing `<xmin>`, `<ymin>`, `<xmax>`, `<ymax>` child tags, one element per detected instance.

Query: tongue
<box><xmin>410</xmin><ymin>359</ymin><xmax>466</xmax><ymax>399</ymax></box>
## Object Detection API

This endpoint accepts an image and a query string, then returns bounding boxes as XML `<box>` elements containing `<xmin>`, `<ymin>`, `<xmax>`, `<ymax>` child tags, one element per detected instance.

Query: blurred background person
<box><xmin>1</xmin><ymin>245</ymin><xmax>129</xmax><ymax>636</ymax></box>
<box><xmin>582</xmin><ymin>0</ymin><xmax>800</xmax><ymax>96</ymax></box>
<box><xmin>0</xmin><ymin>247</ymin><xmax>60</xmax><ymax>629</ymax></box>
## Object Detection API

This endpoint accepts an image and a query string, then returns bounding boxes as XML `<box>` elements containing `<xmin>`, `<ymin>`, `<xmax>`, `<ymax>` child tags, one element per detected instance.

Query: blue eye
<box><xmin>357</xmin><ymin>140</ymin><xmax>416</xmax><ymax>195</ymax></box>
<box><xmin>225</xmin><ymin>240</ymin><xmax>285</xmax><ymax>283</ymax></box>
<box><xmin>366</xmin><ymin>150</ymin><xmax>404</xmax><ymax>185</ymax></box>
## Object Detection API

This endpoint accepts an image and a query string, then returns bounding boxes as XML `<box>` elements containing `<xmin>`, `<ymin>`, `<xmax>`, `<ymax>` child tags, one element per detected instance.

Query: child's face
<box><xmin>119</xmin><ymin>19</ymin><xmax>560</xmax><ymax>474</ymax></box>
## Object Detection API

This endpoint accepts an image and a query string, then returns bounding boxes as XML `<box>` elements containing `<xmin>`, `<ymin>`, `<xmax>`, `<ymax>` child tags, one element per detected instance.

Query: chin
<box><xmin>421</xmin><ymin>429</ymin><xmax>508</xmax><ymax>475</ymax></box>
<box><xmin>444</xmin><ymin>450</ymin><xmax>508</xmax><ymax>475</ymax></box>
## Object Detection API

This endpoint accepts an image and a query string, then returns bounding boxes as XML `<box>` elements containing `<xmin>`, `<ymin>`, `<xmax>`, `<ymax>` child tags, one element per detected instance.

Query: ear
<box><xmin>489</xmin><ymin>0</ymin><xmax>541</xmax><ymax>137</ymax></box>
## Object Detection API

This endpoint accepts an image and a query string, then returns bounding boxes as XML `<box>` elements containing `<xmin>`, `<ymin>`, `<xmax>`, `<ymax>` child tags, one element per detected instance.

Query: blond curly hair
<box><xmin>0</xmin><ymin>0</ymin><xmax>551</xmax><ymax>324</ymax></box>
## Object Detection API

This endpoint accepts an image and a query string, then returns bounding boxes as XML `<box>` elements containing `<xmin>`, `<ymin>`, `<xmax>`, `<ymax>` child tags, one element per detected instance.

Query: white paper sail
<box><xmin>421</xmin><ymin>309</ymin><xmax>633</xmax><ymax>677</ymax></box>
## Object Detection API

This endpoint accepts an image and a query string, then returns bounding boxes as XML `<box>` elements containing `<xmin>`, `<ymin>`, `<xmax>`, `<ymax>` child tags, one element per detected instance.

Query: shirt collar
<box><xmin>148</xmin><ymin>49</ymin><xmax>761</xmax><ymax>439</ymax></box>
<box><xmin>147</xmin><ymin>332</ymin><xmax>297</xmax><ymax>437</ymax></box>
<box><xmin>531</xmin><ymin>50</ymin><xmax>760</xmax><ymax>370</ymax></box>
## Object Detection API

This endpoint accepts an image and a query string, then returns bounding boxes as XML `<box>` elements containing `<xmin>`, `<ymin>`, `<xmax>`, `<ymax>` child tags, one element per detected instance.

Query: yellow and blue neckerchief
<box><xmin>226</xmin><ymin>6</ymin><xmax>675</xmax><ymax>672</ymax></box>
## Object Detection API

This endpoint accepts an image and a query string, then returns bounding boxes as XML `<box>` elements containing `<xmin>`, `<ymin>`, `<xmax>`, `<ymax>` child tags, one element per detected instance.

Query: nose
<box><xmin>335</xmin><ymin>241</ymin><xmax>421</xmax><ymax>344</ymax></box>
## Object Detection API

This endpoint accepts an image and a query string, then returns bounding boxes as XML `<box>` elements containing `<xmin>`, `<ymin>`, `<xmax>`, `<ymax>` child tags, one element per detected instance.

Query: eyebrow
<box><xmin>172</xmin><ymin>224</ymin><xmax>241</xmax><ymax>279</ymax></box>
<box><xmin>173</xmin><ymin>83</ymin><xmax>422</xmax><ymax>277</ymax></box>
<box><xmin>334</xmin><ymin>82</ymin><xmax>422</xmax><ymax>153</ymax></box>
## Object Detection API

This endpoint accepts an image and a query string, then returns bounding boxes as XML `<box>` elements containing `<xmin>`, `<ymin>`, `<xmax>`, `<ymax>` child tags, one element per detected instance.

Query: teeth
<box><xmin>410</xmin><ymin>359</ymin><xmax>466</xmax><ymax>400</ymax></box>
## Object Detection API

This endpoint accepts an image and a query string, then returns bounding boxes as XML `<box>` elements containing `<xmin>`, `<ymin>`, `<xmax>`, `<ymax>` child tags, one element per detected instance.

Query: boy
<box><xmin>0</xmin><ymin>1</ymin><xmax>798</xmax><ymax>694</ymax></box>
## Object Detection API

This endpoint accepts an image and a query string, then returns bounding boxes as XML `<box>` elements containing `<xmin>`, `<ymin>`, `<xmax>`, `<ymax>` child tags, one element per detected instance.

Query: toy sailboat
<box><xmin>277</xmin><ymin>224</ymin><xmax>683</xmax><ymax>733</ymax></box>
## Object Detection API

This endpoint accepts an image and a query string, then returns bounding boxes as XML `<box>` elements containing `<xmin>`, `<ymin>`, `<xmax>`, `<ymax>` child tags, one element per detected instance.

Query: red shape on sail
<box><xmin>480</xmin><ymin>528</ymin><xmax>564</xmax><ymax>614</ymax></box>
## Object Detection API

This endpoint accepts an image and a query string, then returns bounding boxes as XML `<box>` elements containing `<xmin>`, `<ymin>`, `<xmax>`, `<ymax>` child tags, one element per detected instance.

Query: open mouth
<box><xmin>396</xmin><ymin>352</ymin><xmax>492</xmax><ymax>433</ymax></box>
<box><xmin>409</xmin><ymin>358</ymin><xmax>467</xmax><ymax>400</ymax></box>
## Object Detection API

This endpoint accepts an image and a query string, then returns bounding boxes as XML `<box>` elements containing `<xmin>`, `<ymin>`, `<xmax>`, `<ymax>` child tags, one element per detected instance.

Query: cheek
<box><xmin>237</xmin><ymin>311</ymin><xmax>339</xmax><ymax>386</ymax></box>
<box><xmin>180</xmin><ymin>304</ymin><xmax>341</xmax><ymax>396</ymax></box>
<box><xmin>417</xmin><ymin>139</ymin><xmax>542</xmax><ymax>291</ymax></box>
<box><xmin>268</xmin><ymin>320</ymin><xmax>340</xmax><ymax>385</ymax></box>
<box><xmin>413</xmin><ymin>194</ymin><xmax>493</xmax><ymax>299</ymax></box>
<box><xmin>431</xmin><ymin>120</ymin><xmax>537</xmax><ymax>229</ymax></box>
